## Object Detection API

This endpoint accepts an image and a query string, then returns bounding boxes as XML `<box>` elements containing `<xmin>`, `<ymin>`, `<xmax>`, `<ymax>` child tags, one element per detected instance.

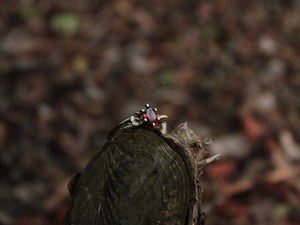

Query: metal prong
<box><xmin>144</xmin><ymin>118</ymin><xmax>148</xmax><ymax>122</ymax></box>
<box><xmin>145</xmin><ymin>103</ymin><xmax>150</xmax><ymax>108</ymax></box>
<box><xmin>152</xmin><ymin>122</ymin><xmax>155</xmax><ymax>126</ymax></box>
<box><xmin>154</xmin><ymin>108</ymin><xmax>158</xmax><ymax>112</ymax></box>
<box><xmin>157</xmin><ymin>115</ymin><xmax>168</xmax><ymax>134</ymax></box>
<box><xmin>197</xmin><ymin>154</ymin><xmax>221</xmax><ymax>167</ymax></box>
<box><xmin>140</xmin><ymin>108</ymin><xmax>145</xmax><ymax>113</ymax></box>
<box><xmin>160</xmin><ymin>121</ymin><xmax>167</xmax><ymax>134</ymax></box>
<box><xmin>158</xmin><ymin>115</ymin><xmax>168</xmax><ymax>121</ymax></box>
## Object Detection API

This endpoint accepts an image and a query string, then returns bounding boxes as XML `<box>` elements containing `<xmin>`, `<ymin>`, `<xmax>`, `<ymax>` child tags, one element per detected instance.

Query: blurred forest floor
<box><xmin>0</xmin><ymin>0</ymin><xmax>300</xmax><ymax>225</ymax></box>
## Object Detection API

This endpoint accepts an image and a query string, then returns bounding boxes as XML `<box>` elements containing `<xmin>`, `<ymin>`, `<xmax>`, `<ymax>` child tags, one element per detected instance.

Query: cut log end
<box><xmin>64</xmin><ymin>123</ymin><xmax>213</xmax><ymax>225</ymax></box>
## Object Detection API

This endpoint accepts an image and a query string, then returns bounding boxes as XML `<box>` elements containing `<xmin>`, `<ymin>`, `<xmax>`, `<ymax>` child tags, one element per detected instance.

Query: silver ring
<box><xmin>107</xmin><ymin>104</ymin><xmax>168</xmax><ymax>138</ymax></box>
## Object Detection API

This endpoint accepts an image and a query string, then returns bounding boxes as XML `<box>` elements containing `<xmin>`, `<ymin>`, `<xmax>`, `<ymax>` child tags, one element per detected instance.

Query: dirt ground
<box><xmin>0</xmin><ymin>0</ymin><xmax>300</xmax><ymax>225</ymax></box>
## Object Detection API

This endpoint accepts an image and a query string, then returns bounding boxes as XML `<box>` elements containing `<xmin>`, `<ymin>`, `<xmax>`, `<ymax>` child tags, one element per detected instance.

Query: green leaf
<box><xmin>50</xmin><ymin>12</ymin><xmax>80</xmax><ymax>36</ymax></box>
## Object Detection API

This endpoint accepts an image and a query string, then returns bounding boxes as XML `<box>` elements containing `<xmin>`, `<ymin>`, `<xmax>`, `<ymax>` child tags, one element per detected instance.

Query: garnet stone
<box><xmin>143</xmin><ymin>106</ymin><xmax>158</xmax><ymax>124</ymax></box>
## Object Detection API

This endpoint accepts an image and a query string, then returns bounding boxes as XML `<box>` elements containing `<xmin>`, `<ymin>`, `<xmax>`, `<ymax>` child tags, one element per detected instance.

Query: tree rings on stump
<box><xmin>64</xmin><ymin>124</ymin><xmax>205</xmax><ymax>225</ymax></box>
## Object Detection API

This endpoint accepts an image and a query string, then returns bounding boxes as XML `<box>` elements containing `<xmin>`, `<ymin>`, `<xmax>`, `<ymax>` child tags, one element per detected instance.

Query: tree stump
<box><xmin>64</xmin><ymin>123</ymin><xmax>213</xmax><ymax>225</ymax></box>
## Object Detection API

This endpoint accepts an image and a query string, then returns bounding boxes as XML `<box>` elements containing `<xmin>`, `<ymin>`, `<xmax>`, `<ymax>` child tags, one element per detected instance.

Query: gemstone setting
<box><xmin>143</xmin><ymin>106</ymin><xmax>158</xmax><ymax>124</ymax></box>
<box><xmin>107</xmin><ymin>104</ymin><xmax>168</xmax><ymax>139</ymax></box>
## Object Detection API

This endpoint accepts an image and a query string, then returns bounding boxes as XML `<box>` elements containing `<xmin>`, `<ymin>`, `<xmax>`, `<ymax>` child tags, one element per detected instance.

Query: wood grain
<box><xmin>64</xmin><ymin>125</ymin><xmax>204</xmax><ymax>225</ymax></box>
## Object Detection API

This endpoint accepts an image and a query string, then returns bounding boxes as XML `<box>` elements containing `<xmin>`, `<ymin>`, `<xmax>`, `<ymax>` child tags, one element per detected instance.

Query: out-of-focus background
<box><xmin>1</xmin><ymin>0</ymin><xmax>300</xmax><ymax>225</ymax></box>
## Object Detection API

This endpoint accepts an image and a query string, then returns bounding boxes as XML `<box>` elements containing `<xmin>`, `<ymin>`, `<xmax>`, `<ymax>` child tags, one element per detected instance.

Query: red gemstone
<box><xmin>143</xmin><ymin>107</ymin><xmax>158</xmax><ymax>123</ymax></box>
